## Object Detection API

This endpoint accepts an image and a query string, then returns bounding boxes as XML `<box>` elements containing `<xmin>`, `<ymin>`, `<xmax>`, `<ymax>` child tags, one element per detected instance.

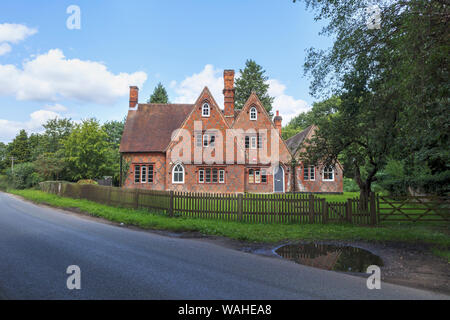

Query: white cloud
<box><xmin>0</xmin><ymin>23</ymin><xmax>37</xmax><ymax>43</ymax></box>
<box><xmin>171</xmin><ymin>65</ymin><xmax>310</xmax><ymax>124</ymax></box>
<box><xmin>172</xmin><ymin>64</ymin><xmax>224</xmax><ymax>106</ymax></box>
<box><xmin>0</xmin><ymin>23</ymin><xmax>37</xmax><ymax>56</ymax></box>
<box><xmin>0</xmin><ymin>49</ymin><xmax>147</xmax><ymax>104</ymax></box>
<box><xmin>267</xmin><ymin>79</ymin><xmax>311</xmax><ymax>124</ymax></box>
<box><xmin>0</xmin><ymin>43</ymin><xmax>11</xmax><ymax>55</ymax></box>
<box><xmin>43</xmin><ymin>103</ymin><xmax>68</xmax><ymax>112</ymax></box>
<box><xmin>0</xmin><ymin>109</ymin><xmax>60</xmax><ymax>142</ymax></box>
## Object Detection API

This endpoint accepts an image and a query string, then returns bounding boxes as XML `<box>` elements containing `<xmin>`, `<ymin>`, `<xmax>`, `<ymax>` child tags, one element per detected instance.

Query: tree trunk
<box><xmin>358</xmin><ymin>182</ymin><xmax>371</xmax><ymax>211</ymax></box>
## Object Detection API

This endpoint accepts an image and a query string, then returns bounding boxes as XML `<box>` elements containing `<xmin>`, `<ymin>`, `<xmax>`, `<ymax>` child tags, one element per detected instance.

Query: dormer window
<box><xmin>250</xmin><ymin>107</ymin><xmax>257</xmax><ymax>120</ymax></box>
<box><xmin>202</xmin><ymin>103</ymin><xmax>210</xmax><ymax>117</ymax></box>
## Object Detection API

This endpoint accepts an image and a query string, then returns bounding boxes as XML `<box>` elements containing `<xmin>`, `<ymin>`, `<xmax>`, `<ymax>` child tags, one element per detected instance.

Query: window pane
<box><xmin>251</xmin><ymin>137</ymin><xmax>257</xmax><ymax>149</ymax></box>
<box><xmin>245</xmin><ymin>136</ymin><xmax>249</xmax><ymax>149</ymax></box>
<box><xmin>205</xmin><ymin>168</ymin><xmax>211</xmax><ymax>183</ymax></box>
<box><xmin>212</xmin><ymin>168</ymin><xmax>218</xmax><ymax>183</ymax></box>
<box><xmin>248</xmin><ymin>169</ymin><xmax>254</xmax><ymax>183</ymax></box>
<box><xmin>148</xmin><ymin>165</ymin><xmax>153</xmax><ymax>183</ymax></box>
<box><xmin>199</xmin><ymin>169</ymin><xmax>204</xmax><ymax>183</ymax></box>
<box><xmin>210</xmin><ymin>135</ymin><xmax>215</xmax><ymax>147</ymax></box>
<box><xmin>310</xmin><ymin>166</ymin><xmax>315</xmax><ymax>180</ymax></box>
<box><xmin>141</xmin><ymin>166</ymin><xmax>147</xmax><ymax>183</ymax></box>
<box><xmin>203</xmin><ymin>134</ymin><xmax>208</xmax><ymax>147</ymax></box>
<box><xmin>255</xmin><ymin>170</ymin><xmax>260</xmax><ymax>183</ymax></box>
<box><xmin>134</xmin><ymin>165</ymin><xmax>140</xmax><ymax>183</ymax></box>
<box><xmin>261</xmin><ymin>169</ymin><xmax>267</xmax><ymax>183</ymax></box>
<box><xmin>219</xmin><ymin>170</ymin><xmax>225</xmax><ymax>183</ymax></box>
<box><xmin>196</xmin><ymin>134</ymin><xmax>202</xmax><ymax>147</ymax></box>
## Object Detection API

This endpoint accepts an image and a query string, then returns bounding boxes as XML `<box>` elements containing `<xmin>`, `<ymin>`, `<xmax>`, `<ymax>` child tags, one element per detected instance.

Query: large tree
<box><xmin>295</xmin><ymin>0</ymin><xmax>449</xmax><ymax>198</ymax></box>
<box><xmin>8</xmin><ymin>130</ymin><xmax>31</xmax><ymax>164</ymax></box>
<box><xmin>63</xmin><ymin>119</ymin><xmax>113</xmax><ymax>181</ymax></box>
<box><xmin>147</xmin><ymin>82</ymin><xmax>169</xmax><ymax>104</ymax></box>
<box><xmin>235</xmin><ymin>59</ymin><xmax>274</xmax><ymax>115</ymax></box>
<box><xmin>102</xmin><ymin>119</ymin><xmax>125</xmax><ymax>148</ymax></box>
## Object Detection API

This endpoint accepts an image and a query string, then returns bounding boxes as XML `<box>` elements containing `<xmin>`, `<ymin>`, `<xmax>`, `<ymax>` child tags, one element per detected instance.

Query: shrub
<box><xmin>343</xmin><ymin>178</ymin><xmax>359</xmax><ymax>192</ymax></box>
<box><xmin>6</xmin><ymin>162</ymin><xmax>42</xmax><ymax>189</ymax></box>
<box><xmin>76</xmin><ymin>179</ymin><xmax>98</xmax><ymax>185</ymax></box>
<box><xmin>0</xmin><ymin>175</ymin><xmax>8</xmax><ymax>191</ymax></box>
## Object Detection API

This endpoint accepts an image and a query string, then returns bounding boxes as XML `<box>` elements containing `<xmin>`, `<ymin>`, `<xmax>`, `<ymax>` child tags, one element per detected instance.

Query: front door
<box><xmin>273</xmin><ymin>165</ymin><xmax>284</xmax><ymax>193</ymax></box>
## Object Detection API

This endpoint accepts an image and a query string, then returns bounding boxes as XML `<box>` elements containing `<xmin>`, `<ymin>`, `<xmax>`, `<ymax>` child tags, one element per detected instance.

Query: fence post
<box><xmin>322</xmin><ymin>199</ymin><xmax>328</xmax><ymax>224</ymax></box>
<box><xmin>309</xmin><ymin>194</ymin><xmax>315</xmax><ymax>223</ymax></box>
<box><xmin>346</xmin><ymin>199</ymin><xmax>353</xmax><ymax>223</ymax></box>
<box><xmin>237</xmin><ymin>193</ymin><xmax>243</xmax><ymax>222</ymax></box>
<box><xmin>370</xmin><ymin>192</ymin><xmax>377</xmax><ymax>225</ymax></box>
<box><xmin>168</xmin><ymin>190</ymin><xmax>174</xmax><ymax>217</ymax></box>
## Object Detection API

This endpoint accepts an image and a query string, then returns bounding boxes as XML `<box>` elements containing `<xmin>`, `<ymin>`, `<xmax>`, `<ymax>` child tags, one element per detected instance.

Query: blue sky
<box><xmin>0</xmin><ymin>0</ymin><xmax>332</xmax><ymax>142</ymax></box>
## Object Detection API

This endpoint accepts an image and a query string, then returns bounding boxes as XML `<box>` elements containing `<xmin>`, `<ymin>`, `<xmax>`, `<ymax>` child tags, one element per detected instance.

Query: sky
<box><xmin>0</xmin><ymin>0</ymin><xmax>332</xmax><ymax>143</ymax></box>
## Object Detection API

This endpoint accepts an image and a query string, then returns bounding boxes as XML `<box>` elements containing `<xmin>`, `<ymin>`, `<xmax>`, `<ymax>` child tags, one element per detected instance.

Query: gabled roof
<box><xmin>120</xmin><ymin>103</ymin><xmax>193</xmax><ymax>153</ymax></box>
<box><xmin>285</xmin><ymin>125</ymin><xmax>314</xmax><ymax>154</ymax></box>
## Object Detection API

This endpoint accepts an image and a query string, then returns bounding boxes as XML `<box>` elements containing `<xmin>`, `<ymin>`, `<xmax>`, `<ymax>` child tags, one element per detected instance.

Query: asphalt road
<box><xmin>0</xmin><ymin>192</ymin><xmax>447</xmax><ymax>300</ymax></box>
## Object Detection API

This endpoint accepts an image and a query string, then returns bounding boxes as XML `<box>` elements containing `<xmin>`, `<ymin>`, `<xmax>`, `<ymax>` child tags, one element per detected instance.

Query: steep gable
<box><xmin>167</xmin><ymin>87</ymin><xmax>232</xmax><ymax>164</ymax></box>
<box><xmin>232</xmin><ymin>92</ymin><xmax>292</xmax><ymax>164</ymax></box>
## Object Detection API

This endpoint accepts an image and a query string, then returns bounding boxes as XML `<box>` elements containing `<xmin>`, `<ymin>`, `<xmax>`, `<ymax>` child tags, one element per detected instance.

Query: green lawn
<box><xmin>7</xmin><ymin>189</ymin><xmax>449</xmax><ymax>261</ymax></box>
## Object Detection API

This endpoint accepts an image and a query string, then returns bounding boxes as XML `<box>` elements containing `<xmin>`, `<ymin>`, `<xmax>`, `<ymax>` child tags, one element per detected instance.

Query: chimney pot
<box><xmin>274</xmin><ymin>110</ymin><xmax>282</xmax><ymax>136</ymax></box>
<box><xmin>129</xmin><ymin>86</ymin><xmax>139</xmax><ymax>109</ymax></box>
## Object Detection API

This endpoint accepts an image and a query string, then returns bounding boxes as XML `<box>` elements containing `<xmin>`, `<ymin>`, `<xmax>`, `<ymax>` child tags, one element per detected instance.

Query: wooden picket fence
<box><xmin>38</xmin><ymin>181</ymin><xmax>450</xmax><ymax>225</ymax></box>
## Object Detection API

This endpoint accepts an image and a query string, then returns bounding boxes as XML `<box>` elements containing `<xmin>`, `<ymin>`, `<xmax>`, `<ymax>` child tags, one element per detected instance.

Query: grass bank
<box><xmin>8</xmin><ymin>189</ymin><xmax>449</xmax><ymax>256</ymax></box>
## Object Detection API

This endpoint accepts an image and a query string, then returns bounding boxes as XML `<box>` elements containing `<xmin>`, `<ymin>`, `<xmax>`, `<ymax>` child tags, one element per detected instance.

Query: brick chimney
<box><xmin>223</xmin><ymin>70</ymin><xmax>235</xmax><ymax>123</ymax></box>
<box><xmin>274</xmin><ymin>110</ymin><xmax>282</xmax><ymax>136</ymax></box>
<box><xmin>129</xmin><ymin>86</ymin><xmax>139</xmax><ymax>109</ymax></box>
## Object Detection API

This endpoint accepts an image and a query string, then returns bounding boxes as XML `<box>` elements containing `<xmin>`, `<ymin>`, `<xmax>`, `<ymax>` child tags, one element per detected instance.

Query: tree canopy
<box><xmin>148</xmin><ymin>82</ymin><xmax>169</xmax><ymax>104</ymax></box>
<box><xmin>294</xmin><ymin>0</ymin><xmax>449</xmax><ymax>197</ymax></box>
<box><xmin>235</xmin><ymin>59</ymin><xmax>274</xmax><ymax>115</ymax></box>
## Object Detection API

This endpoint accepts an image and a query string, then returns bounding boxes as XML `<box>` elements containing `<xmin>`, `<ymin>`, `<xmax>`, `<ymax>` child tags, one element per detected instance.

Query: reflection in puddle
<box><xmin>275</xmin><ymin>243</ymin><xmax>383</xmax><ymax>272</ymax></box>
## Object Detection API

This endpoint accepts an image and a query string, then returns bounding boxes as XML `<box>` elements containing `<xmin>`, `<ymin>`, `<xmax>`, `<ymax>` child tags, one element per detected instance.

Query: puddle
<box><xmin>275</xmin><ymin>243</ymin><xmax>383</xmax><ymax>273</ymax></box>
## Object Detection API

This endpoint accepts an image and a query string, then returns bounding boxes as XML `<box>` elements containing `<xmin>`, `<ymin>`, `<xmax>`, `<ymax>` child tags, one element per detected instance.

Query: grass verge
<box><xmin>7</xmin><ymin>189</ymin><xmax>450</xmax><ymax>253</ymax></box>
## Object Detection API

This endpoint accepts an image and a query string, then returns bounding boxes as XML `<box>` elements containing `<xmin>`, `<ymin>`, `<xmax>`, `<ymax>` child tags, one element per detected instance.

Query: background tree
<box><xmin>235</xmin><ymin>59</ymin><xmax>274</xmax><ymax>115</ymax></box>
<box><xmin>63</xmin><ymin>119</ymin><xmax>113</xmax><ymax>180</ymax></box>
<box><xmin>34</xmin><ymin>152</ymin><xmax>66</xmax><ymax>181</ymax></box>
<box><xmin>8</xmin><ymin>130</ymin><xmax>31</xmax><ymax>164</ymax></box>
<box><xmin>147</xmin><ymin>82</ymin><xmax>169</xmax><ymax>103</ymax></box>
<box><xmin>41</xmin><ymin>118</ymin><xmax>73</xmax><ymax>154</ymax></box>
<box><xmin>102</xmin><ymin>119</ymin><xmax>125</xmax><ymax>148</ymax></box>
<box><xmin>282</xmin><ymin>96</ymin><xmax>340</xmax><ymax>139</ymax></box>
<box><xmin>295</xmin><ymin>0</ymin><xmax>449</xmax><ymax>197</ymax></box>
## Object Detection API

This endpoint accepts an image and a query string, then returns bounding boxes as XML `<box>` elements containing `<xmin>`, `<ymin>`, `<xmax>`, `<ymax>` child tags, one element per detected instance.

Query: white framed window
<box><xmin>250</xmin><ymin>107</ymin><xmax>257</xmax><ymax>120</ymax></box>
<box><xmin>219</xmin><ymin>170</ymin><xmax>225</xmax><ymax>183</ymax></box>
<box><xmin>203</xmin><ymin>134</ymin><xmax>209</xmax><ymax>147</ymax></box>
<box><xmin>323</xmin><ymin>166</ymin><xmax>334</xmax><ymax>181</ymax></box>
<box><xmin>304</xmin><ymin>165</ymin><xmax>315</xmax><ymax>181</ymax></box>
<box><xmin>199</xmin><ymin>169</ymin><xmax>204</xmax><ymax>183</ymax></box>
<box><xmin>202</xmin><ymin>103</ymin><xmax>210</xmax><ymax>117</ymax></box>
<box><xmin>172</xmin><ymin>163</ymin><xmax>184</xmax><ymax>184</ymax></box>
<box><xmin>250</xmin><ymin>136</ymin><xmax>257</xmax><ymax>149</ymax></box>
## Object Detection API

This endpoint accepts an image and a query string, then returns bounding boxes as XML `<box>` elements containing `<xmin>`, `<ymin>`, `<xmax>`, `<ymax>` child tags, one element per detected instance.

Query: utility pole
<box><xmin>11</xmin><ymin>156</ymin><xmax>15</xmax><ymax>173</ymax></box>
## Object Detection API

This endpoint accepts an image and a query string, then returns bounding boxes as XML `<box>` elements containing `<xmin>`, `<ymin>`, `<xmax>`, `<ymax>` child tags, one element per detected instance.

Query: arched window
<box><xmin>323</xmin><ymin>166</ymin><xmax>334</xmax><ymax>181</ymax></box>
<box><xmin>172</xmin><ymin>163</ymin><xmax>185</xmax><ymax>184</ymax></box>
<box><xmin>250</xmin><ymin>107</ymin><xmax>257</xmax><ymax>120</ymax></box>
<box><xmin>202</xmin><ymin>103</ymin><xmax>210</xmax><ymax>117</ymax></box>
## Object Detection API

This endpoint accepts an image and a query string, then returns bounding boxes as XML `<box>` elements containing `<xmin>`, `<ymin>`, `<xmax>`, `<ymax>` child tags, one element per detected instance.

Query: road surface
<box><xmin>0</xmin><ymin>192</ymin><xmax>447</xmax><ymax>300</ymax></box>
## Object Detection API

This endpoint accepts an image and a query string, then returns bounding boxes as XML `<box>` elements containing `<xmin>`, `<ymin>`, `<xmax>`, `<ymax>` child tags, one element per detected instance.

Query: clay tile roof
<box><xmin>285</xmin><ymin>125</ymin><xmax>314</xmax><ymax>153</ymax></box>
<box><xmin>119</xmin><ymin>103</ymin><xmax>194</xmax><ymax>153</ymax></box>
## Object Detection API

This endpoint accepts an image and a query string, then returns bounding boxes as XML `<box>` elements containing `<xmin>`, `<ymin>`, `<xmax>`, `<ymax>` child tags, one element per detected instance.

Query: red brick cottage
<box><xmin>119</xmin><ymin>70</ymin><xmax>343</xmax><ymax>193</ymax></box>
